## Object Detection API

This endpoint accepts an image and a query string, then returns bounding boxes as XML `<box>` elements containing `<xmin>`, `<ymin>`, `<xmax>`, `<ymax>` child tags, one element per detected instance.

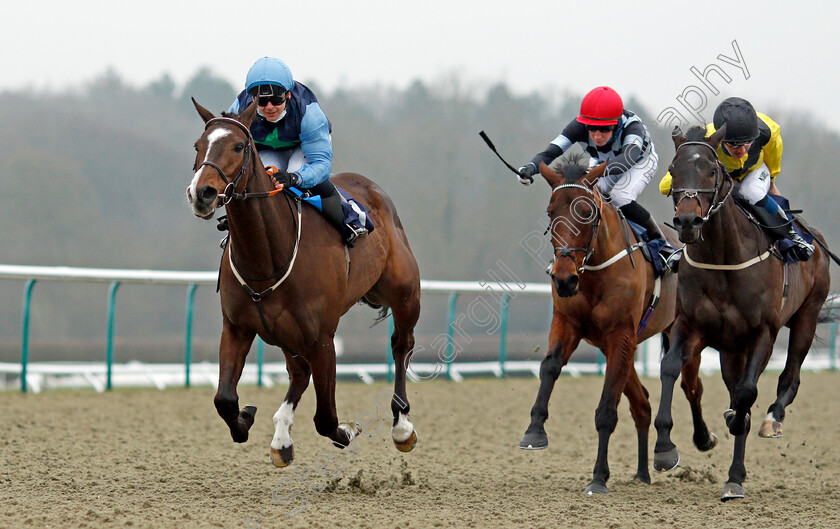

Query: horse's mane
<box><xmin>551</xmin><ymin>153</ymin><xmax>590</xmax><ymax>183</ymax></box>
<box><xmin>685</xmin><ymin>126</ymin><xmax>708</xmax><ymax>142</ymax></box>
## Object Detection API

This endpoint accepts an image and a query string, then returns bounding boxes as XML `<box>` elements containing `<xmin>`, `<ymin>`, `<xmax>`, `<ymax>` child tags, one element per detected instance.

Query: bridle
<box><xmin>670</xmin><ymin>141</ymin><xmax>733</xmax><ymax>223</ymax></box>
<box><xmin>547</xmin><ymin>182</ymin><xmax>602</xmax><ymax>275</ymax></box>
<box><xmin>198</xmin><ymin>117</ymin><xmax>283</xmax><ymax>204</ymax></box>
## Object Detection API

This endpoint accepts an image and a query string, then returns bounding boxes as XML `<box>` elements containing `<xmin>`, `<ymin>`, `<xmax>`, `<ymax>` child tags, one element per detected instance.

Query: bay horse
<box><xmin>519</xmin><ymin>158</ymin><xmax>714</xmax><ymax>495</ymax></box>
<box><xmin>653</xmin><ymin>126</ymin><xmax>832</xmax><ymax>500</ymax></box>
<box><xmin>186</xmin><ymin>99</ymin><xmax>421</xmax><ymax>466</ymax></box>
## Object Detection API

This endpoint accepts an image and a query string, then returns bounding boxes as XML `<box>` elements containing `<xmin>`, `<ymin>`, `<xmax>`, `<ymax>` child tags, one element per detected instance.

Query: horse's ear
<box><xmin>192</xmin><ymin>97</ymin><xmax>215</xmax><ymax>123</ymax></box>
<box><xmin>538</xmin><ymin>162</ymin><xmax>562</xmax><ymax>189</ymax></box>
<box><xmin>238</xmin><ymin>100</ymin><xmax>258</xmax><ymax>128</ymax></box>
<box><xmin>582</xmin><ymin>162</ymin><xmax>607</xmax><ymax>188</ymax></box>
<box><xmin>707</xmin><ymin>124</ymin><xmax>726</xmax><ymax>149</ymax></box>
<box><xmin>672</xmin><ymin>126</ymin><xmax>685</xmax><ymax>150</ymax></box>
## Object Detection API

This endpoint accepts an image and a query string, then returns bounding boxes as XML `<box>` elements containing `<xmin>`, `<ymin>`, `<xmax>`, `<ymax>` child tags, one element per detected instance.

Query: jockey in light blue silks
<box><xmin>228</xmin><ymin>56</ymin><xmax>367</xmax><ymax>244</ymax></box>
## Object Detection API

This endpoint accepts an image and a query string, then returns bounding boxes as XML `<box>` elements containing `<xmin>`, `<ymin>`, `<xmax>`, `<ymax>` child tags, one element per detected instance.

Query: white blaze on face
<box><xmin>189</xmin><ymin>128</ymin><xmax>232</xmax><ymax>200</ymax></box>
<box><xmin>392</xmin><ymin>412</ymin><xmax>414</xmax><ymax>443</ymax></box>
<box><xmin>271</xmin><ymin>401</ymin><xmax>295</xmax><ymax>450</ymax></box>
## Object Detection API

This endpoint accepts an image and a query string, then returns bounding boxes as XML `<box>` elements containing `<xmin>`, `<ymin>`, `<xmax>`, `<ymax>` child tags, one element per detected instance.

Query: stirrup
<box><xmin>664</xmin><ymin>247</ymin><xmax>682</xmax><ymax>273</ymax></box>
<box><xmin>345</xmin><ymin>224</ymin><xmax>368</xmax><ymax>245</ymax></box>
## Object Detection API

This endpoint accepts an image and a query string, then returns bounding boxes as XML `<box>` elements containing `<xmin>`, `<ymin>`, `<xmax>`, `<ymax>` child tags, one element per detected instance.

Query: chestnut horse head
<box><xmin>538</xmin><ymin>156</ymin><xmax>606</xmax><ymax>297</ymax></box>
<box><xmin>186</xmin><ymin>98</ymin><xmax>264</xmax><ymax>219</ymax></box>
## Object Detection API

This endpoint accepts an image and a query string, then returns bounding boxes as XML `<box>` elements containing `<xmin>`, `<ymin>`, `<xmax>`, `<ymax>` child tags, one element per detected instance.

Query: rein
<box><xmin>200</xmin><ymin>117</ymin><xmax>284</xmax><ymax>203</ymax></box>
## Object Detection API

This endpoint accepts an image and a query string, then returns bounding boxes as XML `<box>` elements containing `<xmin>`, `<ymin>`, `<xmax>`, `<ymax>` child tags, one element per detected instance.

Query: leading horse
<box><xmin>653</xmin><ymin>126</ymin><xmax>832</xmax><ymax>500</ymax></box>
<box><xmin>186</xmin><ymin>99</ymin><xmax>421</xmax><ymax>465</ymax></box>
<box><xmin>518</xmin><ymin>158</ymin><xmax>715</xmax><ymax>494</ymax></box>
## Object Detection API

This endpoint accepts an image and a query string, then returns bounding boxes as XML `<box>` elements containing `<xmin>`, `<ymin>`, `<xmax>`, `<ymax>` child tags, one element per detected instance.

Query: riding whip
<box><xmin>478</xmin><ymin>130</ymin><xmax>522</xmax><ymax>176</ymax></box>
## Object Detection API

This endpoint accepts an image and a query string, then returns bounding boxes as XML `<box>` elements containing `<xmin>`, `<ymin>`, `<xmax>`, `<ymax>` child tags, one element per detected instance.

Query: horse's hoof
<box><xmin>240</xmin><ymin>405</ymin><xmax>257</xmax><ymax>426</ymax></box>
<box><xmin>721</xmin><ymin>482</ymin><xmax>745</xmax><ymax>501</ymax></box>
<box><xmin>758</xmin><ymin>419</ymin><xmax>783</xmax><ymax>438</ymax></box>
<box><xmin>519</xmin><ymin>432</ymin><xmax>548</xmax><ymax>450</ymax></box>
<box><xmin>696</xmin><ymin>432</ymin><xmax>718</xmax><ymax>452</ymax></box>
<box><xmin>634</xmin><ymin>472</ymin><xmax>651</xmax><ymax>485</ymax></box>
<box><xmin>270</xmin><ymin>444</ymin><xmax>294</xmax><ymax>467</ymax></box>
<box><xmin>394</xmin><ymin>430</ymin><xmax>418</xmax><ymax>453</ymax></box>
<box><xmin>332</xmin><ymin>422</ymin><xmax>362</xmax><ymax>449</ymax></box>
<box><xmin>723</xmin><ymin>409</ymin><xmax>750</xmax><ymax>436</ymax></box>
<box><xmin>653</xmin><ymin>448</ymin><xmax>680</xmax><ymax>472</ymax></box>
<box><xmin>584</xmin><ymin>482</ymin><xmax>609</xmax><ymax>495</ymax></box>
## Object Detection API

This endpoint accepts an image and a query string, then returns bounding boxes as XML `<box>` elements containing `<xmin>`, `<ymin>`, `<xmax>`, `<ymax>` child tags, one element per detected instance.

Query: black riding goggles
<box><xmin>585</xmin><ymin>124</ymin><xmax>615</xmax><ymax>133</ymax></box>
<box><xmin>723</xmin><ymin>139</ymin><xmax>753</xmax><ymax>148</ymax></box>
<box><xmin>257</xmin><ymin>94</ymin><xmax>287</xmax><ymax>107</ymax></box>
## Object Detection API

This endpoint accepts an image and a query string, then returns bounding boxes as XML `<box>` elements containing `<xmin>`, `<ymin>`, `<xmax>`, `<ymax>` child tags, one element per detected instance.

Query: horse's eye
<box><xmin>234</xmin><ymin>143</ymin><xmax>245</xmax><ymax>153</ymax></box>
<box><xmin>194</xmin><ymin>145</ymin><xmax>198</xmax><ymax>152</ymax></box>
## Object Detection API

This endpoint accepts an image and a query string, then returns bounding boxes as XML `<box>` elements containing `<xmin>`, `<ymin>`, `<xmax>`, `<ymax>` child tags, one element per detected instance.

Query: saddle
<box><xmin>622</xmin><ymin>218</ymin><xmax>671</xmax><ymax>278</ymax></box>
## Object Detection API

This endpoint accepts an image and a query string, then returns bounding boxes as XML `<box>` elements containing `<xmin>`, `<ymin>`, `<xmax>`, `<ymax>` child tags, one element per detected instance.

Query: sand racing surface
<box><xmin>2</xmin><ymin>370</ymin><xmax>840</xmax><ymax>528</ymax></box>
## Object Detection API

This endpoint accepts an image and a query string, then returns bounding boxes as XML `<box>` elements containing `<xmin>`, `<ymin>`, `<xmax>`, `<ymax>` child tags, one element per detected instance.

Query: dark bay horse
<box><xmin>186</xmin><ymin>99</ymin><xmax>421</xmax><ymax>466</ymax></box>
<box><xmin>519</xmin><ymin>159</ymin><xmax>710</xmax><ymax>495</ymax></box>
<box><xmin>654</xmin><ymin>126</ymin><xmax>832</xmax><ymax>500</ymax></box>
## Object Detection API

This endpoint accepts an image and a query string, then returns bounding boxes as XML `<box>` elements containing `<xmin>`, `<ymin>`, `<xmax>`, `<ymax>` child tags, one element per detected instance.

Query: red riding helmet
<box><xmin>577</xmin><ymin>86</ymin><xmax>624</xmax><ymax>126</ymax></box>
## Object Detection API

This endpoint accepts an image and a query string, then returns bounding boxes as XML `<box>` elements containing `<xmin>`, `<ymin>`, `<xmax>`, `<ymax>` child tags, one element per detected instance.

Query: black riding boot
<box><xmin>309</xmin><ymin>180</ymin><xmax>366</xmax><ymax>245</ymax></box>
<box><xmin>744</xmin><ymin>197</ymin><xmax>814</xmax><ymax>261</ymax></box>
<box><xmin>620</xmin><ymin>201</ymin><xmax>677</xmax><ymax>272</ymax></box>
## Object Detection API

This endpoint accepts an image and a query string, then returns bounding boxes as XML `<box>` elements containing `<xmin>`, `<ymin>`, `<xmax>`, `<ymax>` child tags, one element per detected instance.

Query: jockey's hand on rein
<box><xmin>272</xmin><ymin>171</ymin><xmax>300</xmax><ymax>189</ymax></box>
<box><xmin>517</xmin><ymin>164</ymin><xmax>536</xmax><ymax>185</ymax></box>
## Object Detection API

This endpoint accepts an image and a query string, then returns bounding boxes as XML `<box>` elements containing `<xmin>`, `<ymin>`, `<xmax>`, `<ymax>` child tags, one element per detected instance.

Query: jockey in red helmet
<box><xmin>519</xmin><ymin>86</ymin><xmax>673</xmax><ymax>268</ymax></box>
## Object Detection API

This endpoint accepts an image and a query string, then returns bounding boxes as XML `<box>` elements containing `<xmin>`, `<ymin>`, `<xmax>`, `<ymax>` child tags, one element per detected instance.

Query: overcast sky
<box><xmin>3</xmin><ymin>0</ymin><xmax>838</xmax><ymax>132</ymax></box>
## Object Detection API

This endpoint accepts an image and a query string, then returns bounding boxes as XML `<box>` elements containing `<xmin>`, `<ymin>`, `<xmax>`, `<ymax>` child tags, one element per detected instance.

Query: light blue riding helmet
<box><xmin>245</xmin><ymin>57</ymin><xmax>294</xmax><ymax>95</ymax></box>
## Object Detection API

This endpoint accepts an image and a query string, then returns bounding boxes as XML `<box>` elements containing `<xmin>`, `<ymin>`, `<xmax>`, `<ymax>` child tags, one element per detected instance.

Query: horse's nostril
<box><xmin>198</xmin><ymin>186</ymin><xmax>218</xmax><ymax>203</ymax></box>
<box><xmin>673</xmin><ymin>217</ymin><xmax>682</xmax><ymax>229</ymax></box>
<box><xmin>691</xmin><ymin>216</ymin><xmax>704</xmax><ymax>228</ymax></box>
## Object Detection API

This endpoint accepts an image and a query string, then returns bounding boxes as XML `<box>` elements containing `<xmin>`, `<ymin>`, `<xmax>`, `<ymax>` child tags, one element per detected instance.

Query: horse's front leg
<box><xmin>678</xmin><ymin>349</ymin><xmax>718</xmax><ymax>452</ymax></box>
<box><xmin>519</xmin><ymin>312</ymin><xmax>580</xmax><ymax>450</ymax></box>
<box><xmin>270</xmin><ymin>353</ymin><xmax>311</xmax><ymax>467</ymax></box>
<box><xmin>214</xmin><ymin>316</ymin><xmax>257</xmax><ymax>443</ymax></box>
<box><xmin>654</xmin><ymin>318</ymin><xmax>705</xmax><ymax>471</ymax></box>
<box><xmin>308</xmin><ymin>337</ymin><xmax>360</xmax><ymax>448</ymax></box>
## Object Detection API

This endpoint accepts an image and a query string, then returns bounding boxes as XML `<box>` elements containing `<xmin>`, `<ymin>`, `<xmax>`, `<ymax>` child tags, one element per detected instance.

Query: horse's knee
<box><xmin>734</xmin><ymin>383</ymin><xmax>758</xmax><ymax>410</ymax></box>
<box><xmin>660</xmin><ymin>349</ymin><xmax>683</xmax><ymax>379</ymax></box>
<box><xmin>539</xmin><ymin>353</ymin><xmax>565</xmax><ymax>380</ymax></box>
<box><xmin>595</xmin><ymin>405</ymin><xmax>619</xmax><ymax>433</ymax></box>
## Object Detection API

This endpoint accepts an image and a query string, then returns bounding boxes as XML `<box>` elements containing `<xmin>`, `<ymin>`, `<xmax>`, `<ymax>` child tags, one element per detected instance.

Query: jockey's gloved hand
<box><xmin>272</xmin><ymin>171</ymin><xmax>300</xmax><ymax>188</ymax></box>
<box><xmin>517</xmin><ymin>164</ymin><xmax>536</xmax><ymax>185</ymax></box>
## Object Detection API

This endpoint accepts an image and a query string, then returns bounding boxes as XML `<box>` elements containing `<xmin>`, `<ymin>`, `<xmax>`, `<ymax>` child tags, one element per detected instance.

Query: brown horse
<box><xmin>186</xmin><ymin>99</ymin><xmax>421</xmax><ymax>465</ymax></box>
<box><xmin>653</xmin><ymin>126</ymin><xmax>832</xmax><ymax>500</ymax></box>
<box><xmin>518</xmin><ymin>158</ymin><xmax>710</xmax><ymax>495</ymax></box>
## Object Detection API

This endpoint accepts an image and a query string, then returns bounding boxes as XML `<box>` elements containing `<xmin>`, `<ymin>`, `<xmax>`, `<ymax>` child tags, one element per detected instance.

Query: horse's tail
<box><xmin>818</xmin><ymin>294</ymin><xmax>840</xmax><ymax>324</ymax></box>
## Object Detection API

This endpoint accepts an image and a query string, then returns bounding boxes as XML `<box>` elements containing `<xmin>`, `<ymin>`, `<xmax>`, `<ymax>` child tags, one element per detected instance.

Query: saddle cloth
<box><xmin>624</xmin><ymin>219</ymin><xmax>670</xmax><ymax>278</ymax></box>
<box><xmin>286</xmin><ymin>185</ymin><xmax>375</xmax><ymax>238</ymax></box>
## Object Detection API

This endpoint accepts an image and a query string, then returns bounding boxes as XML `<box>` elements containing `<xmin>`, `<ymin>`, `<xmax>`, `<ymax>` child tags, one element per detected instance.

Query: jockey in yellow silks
<box><xmin>659</xmin><ymin>97</ymin><xmax>814</xmax><ymax>261</ymax></box>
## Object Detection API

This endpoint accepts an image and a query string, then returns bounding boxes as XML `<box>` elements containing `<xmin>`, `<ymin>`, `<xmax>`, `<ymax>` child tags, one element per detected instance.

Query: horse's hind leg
<box><xmin>308</xmin><ymin>338</ymin><xmax>361</xmax><ymax>448</ymax></box>
<box><xmin>214</xmin><ymin>317</ymin><xmax>257</xmax><ymax>443</ymax></box>
<box><xmin>387</xmin><ymin>287</ymin><xmax>421</xmax><ymax>452</ymax></box>
<box><xmin>519</xmin><ymin>313</ymin><xmax>580</xmax><ymax>450</ymax></box>
<box><xmin>623</xmin><ymin>368</ymin><xmax>651</xmax><ymax>484</ymax></box>
<box><xmin>586</xmin><ymin>329</ymin><xmax>636</xmax><ymax>495</ymax></box>
<box><xmin>762</xmin><ymin>299</ymin><xmax>823</xmax><ymax>438</ymax></box>
<box><xmin>679</xmin><ymin>352</ymin><xmax>718</xmax><ymax>451</ymax></box>
<box><xmin>270</xmin><ymin>353</ymin><xmax>311</xmax><ymax>467</ymax></box>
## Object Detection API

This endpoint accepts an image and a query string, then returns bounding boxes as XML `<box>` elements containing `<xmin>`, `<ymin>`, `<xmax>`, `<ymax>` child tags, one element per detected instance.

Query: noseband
<box><xmin>670</xmin><ymin>141</ymin><xmax>732</xmax><ymax>223</ymax></box>
<box><xmin>547</xmin><ymin>183</ymin><xmax>602</xmax><ymax>275</ymax></box>
<box><xmin>199</xmin><ymin>117</ymin><xmax>255</xmax><ymax>204</ymax></box>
